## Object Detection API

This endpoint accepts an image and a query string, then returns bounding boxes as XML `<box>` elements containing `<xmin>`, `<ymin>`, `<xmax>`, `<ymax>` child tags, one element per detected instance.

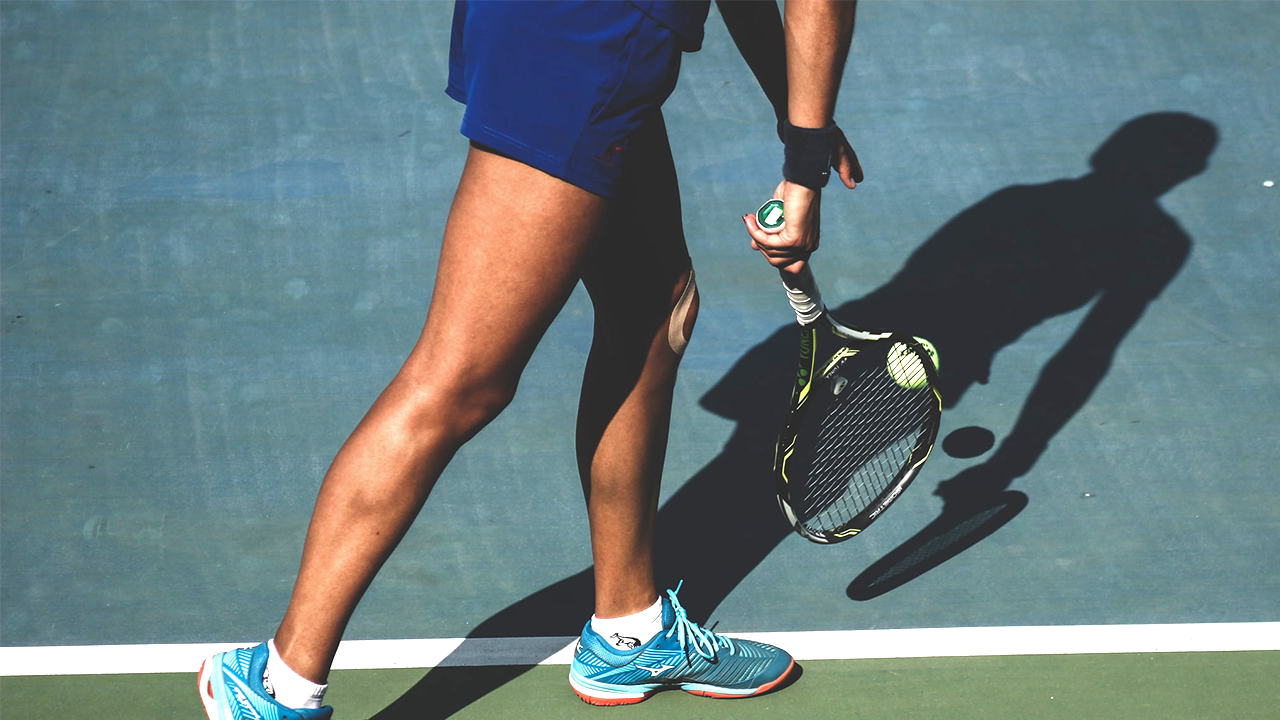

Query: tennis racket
<box><xmin>758</xmin><ymin>199</ymin><xmax>942</xmax><ymax>544</ymax></box>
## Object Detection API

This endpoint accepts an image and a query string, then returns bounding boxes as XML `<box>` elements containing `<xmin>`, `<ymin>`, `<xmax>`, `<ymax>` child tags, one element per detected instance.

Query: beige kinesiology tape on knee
<box><xmin>667</xmin><ymin>269</ymin><xmax>698</xmax><ymax>355</ymax></box>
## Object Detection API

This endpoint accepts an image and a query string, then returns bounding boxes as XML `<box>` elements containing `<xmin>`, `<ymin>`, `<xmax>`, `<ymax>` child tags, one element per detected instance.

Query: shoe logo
<box><xmin>609</xmin><ymin>633</ymin><xmax>641</xmax><ymax>650</ymax></box>
<box><xmin>262</xmin><ymin>667</ymin><xmax>276</xmax><ymax>697</ymax></box>
<box><xmin>229</xmin><ymin>677</ymin><xmax>265</xmax><ymax>719</ymax></box>
<box><xmin>635</xmin><ymin>663</ymin><xmax>674</xmax><ymax>677</ymax></box>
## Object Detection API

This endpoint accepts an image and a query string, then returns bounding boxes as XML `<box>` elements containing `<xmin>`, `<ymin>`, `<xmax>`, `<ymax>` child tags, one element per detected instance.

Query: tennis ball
<box><xmin>887</xmin><ymin>337</ymin><xmax>939</xmax><ymax>389</ymax></box>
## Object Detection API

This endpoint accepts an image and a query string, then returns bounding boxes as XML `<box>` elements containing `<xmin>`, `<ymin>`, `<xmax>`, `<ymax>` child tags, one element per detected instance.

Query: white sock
<box><xmin>590</xmin><ymin>596</ymin><xmax>664</xmax><ymax>652</ymax></box>
<box><xmin>264</xmin><ymin>639</ymin><xmax>328</xmax><ymax>710</ymax></box>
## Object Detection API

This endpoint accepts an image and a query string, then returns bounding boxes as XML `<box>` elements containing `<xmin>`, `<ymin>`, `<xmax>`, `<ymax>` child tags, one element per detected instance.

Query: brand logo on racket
<box><xmin>797</xmin><ymin>329</ymin><xmax>814</xmax><ymax>387</ymax></box>
<box><xmin>756</xmin><ymin>199</ymin><xmax>785</xmax><ymax>231</ymax></box>
<box><xmin>831</xmin><ymin>375</ymin><xmax>849</xmax><ymax>396</ymax></box>
<box><xmin>868</xmin><ymin>484</ymin><xmax>906</xmax><ymax>520</ymax></box>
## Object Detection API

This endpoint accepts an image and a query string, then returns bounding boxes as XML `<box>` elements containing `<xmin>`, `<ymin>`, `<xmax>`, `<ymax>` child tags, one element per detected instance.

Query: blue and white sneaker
<box><xmin>198</xmin><ymin>642</ymin><xmax>333</xmax><ymax>720</ymax></box>
<box><xmin>569</xmin><ymin>582</ymin><xmax>796</xmax><ymax>705</ymax></box>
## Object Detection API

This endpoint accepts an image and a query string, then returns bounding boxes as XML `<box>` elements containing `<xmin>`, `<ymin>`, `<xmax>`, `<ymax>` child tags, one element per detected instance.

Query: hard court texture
<box><xmin>2</xmin><ymin>2</ymin><xmax>1277</xmax><ymax>718</ymax></box>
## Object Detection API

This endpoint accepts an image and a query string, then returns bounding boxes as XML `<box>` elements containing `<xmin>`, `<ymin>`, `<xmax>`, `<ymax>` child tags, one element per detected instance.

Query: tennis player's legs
<box><xmin>271</xmin><ymin>121</ymin><xmax>695</xmax><ymax>684</ymax></box>
<box><xmin>273</xmin><ymin>144</ymin><xmax>610</xmax><ymax>683</ymax></box>
<box><xmin>269</xmin><ymin>0</ymin><xmax>688</xmax><ymax>690</ymax></box>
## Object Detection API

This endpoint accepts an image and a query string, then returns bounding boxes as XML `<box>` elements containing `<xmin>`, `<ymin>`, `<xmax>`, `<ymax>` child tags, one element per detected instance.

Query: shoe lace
<box><xmin>664</xmin><ymin>581</ymin><xmax>736</xmax><ymax>661</ymax></box>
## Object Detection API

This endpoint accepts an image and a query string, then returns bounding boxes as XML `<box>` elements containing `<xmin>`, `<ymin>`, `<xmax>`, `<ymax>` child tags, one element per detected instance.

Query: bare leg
<box><xmin>275</xmin><ymin>144</ymin><xmax>608</xmax><ymax>682</ymax></box>
<box><xmin>577</xmin><ymin>115</ymin><xmax>698</xmax><ymax>619</ymax></box>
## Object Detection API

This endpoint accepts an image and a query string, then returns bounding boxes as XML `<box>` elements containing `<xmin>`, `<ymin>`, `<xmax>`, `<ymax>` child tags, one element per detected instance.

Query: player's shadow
<box><xmin>369</xmin><ymin>112</ymin><xmax>1217</xmax><ymax>718</ymax></box>
<box><xmin>846</xmin><ymin>112</ymin><xmax>1216</xmax><ymax>599</ymax></box>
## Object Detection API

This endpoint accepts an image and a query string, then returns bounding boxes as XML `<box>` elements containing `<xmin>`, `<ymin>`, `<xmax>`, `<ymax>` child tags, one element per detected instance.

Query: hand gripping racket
<box><xmin>758</xmin><ymin>199</ymin><xmax>942</xmax><ymax>544</ymax></box>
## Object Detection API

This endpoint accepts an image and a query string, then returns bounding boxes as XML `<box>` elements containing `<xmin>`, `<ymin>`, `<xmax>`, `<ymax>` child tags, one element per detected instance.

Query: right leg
<box><xmin>272</xmin><ymin>144</ymin><xmax>608</xmax><ymax>684</ymax></box>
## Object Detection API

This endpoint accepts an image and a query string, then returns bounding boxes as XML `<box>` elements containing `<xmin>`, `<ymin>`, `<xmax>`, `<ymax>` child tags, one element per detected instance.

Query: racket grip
<box><xmin>781</xmin><ymin>265</ymin><xmax>824</xmax><ymax>326</ymax></box>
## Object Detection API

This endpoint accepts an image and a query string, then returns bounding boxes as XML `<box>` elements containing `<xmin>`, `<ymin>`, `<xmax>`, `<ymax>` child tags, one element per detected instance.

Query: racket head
<box><xmin>774</xmin><ymin>317</ymin><xmax>942</xmax><ymax>544</ymax></box>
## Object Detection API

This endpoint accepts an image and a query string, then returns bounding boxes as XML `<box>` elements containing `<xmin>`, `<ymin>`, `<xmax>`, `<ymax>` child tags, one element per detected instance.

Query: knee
<box><xmin>396</xmin><ymin>363</ymin><xmax>519</xmax><ymax>445</ymax></box>
<box><xmin>448</xmin><ymin>377</ymin><xmax>518</xmax><ymax>439</ymax></box>
<box><xmin>584</xmin><ymin>264</ymin><xmax>699</xmax><ymax>358</ymax></box>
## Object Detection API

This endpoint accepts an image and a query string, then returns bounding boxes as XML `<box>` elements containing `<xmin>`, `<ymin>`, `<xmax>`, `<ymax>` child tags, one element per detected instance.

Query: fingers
<box><xmin>744</xmin><ymin>212</ymin><xmax>810</xmax><ymax>267</ymax></box>
<box><xmin>743</xmin><ymin>182</ymin><xmax>821</xmax><ymax>273</ymax></box>
<box><xmin>831</xmin><ymin>127</ymin><xmax>863</xmax><ymax>189</ymax></box>
<box><xmin>833</xmin><ymin>146</ymin><xmax>863</xmax><ymax>189</ymax></box>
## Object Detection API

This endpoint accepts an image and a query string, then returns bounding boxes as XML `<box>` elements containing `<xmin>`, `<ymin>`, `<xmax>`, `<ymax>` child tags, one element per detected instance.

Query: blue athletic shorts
<box><xmin>446</xmin><ymin>1</ymin><xmax>687</xmax><ymax>198</ymax></box>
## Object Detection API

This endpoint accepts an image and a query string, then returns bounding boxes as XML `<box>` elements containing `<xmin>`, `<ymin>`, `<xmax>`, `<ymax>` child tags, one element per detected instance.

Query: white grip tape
<box><xmin>782</xmin><ymin>265</ymin><xmax>824</xmax><ymax>326</ymax></box>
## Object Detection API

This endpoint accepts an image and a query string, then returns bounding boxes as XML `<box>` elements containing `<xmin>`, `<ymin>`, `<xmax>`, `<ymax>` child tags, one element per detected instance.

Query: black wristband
<box><xmin>783</xmin><ymin>121</ymin><xmax>838</xmax><ymax>189</ymax></box>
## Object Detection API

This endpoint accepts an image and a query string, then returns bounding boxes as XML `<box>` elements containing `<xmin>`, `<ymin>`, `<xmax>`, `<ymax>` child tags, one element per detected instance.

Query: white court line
<box><xmin>2</xmin><ymin>622</ymin><xmax>1277</xmax><ymax>677</ymax></box>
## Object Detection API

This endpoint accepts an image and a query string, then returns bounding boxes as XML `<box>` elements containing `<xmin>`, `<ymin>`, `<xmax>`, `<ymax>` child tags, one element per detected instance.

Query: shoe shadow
<box><xmin>368</xmin><ymin>652</ymin><xmax>805</xmax><ymax>718</ymax></box>
<box><xmin>369</xmin><ymin>665</ymin><xmax>536</xmax><ymax>720</ymax></box>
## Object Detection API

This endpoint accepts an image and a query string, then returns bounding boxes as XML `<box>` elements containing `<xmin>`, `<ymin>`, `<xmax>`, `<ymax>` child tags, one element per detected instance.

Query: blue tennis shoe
<box><xmin>198</xmin><ymin>642</ymin><xmax>333</xmax><ymax>720</ymax></box>
<box><xmin>569</xmin><ymin>582</ymin><xmax>796</xmax><ymax>705</ymax></box>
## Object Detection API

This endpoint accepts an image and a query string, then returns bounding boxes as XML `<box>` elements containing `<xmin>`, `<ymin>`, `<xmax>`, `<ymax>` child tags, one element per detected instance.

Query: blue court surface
<box><xmin>2</xmin><ymin>2</ymin><xmax>1278</xmax><ymax>718</ymax></box>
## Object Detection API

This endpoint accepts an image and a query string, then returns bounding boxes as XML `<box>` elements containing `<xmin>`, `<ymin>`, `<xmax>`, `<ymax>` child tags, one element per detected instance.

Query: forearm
<box><xmin>743</xmin><ymin>1</ymin><xmax>858</xmax><ymax>272</ymax></box>
<box><xmin>717</xmin><ymin>0</ymin><xmax>789</xmax><ymax>123</ymax></box>
<box><xmin>785</xmin><ymin>0</ymin><xmax>855</xmax><ymax>128</ymax></box>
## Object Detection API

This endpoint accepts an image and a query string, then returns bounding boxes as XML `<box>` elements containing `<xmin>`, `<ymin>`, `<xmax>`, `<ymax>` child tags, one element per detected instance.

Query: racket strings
<box><xmin>808</xmin><ymin>423</ymin><xmax>915</xmax><ymax>527</ymax></box>
<box><xmin>799</xmin><ymin>370</ymin><xmax>935</xmax><ymax>532</ymax></box>
<box><xmin>811</xmin><ymin>375</ymin><xmax>903</xmax><ymax>501</ymax></box>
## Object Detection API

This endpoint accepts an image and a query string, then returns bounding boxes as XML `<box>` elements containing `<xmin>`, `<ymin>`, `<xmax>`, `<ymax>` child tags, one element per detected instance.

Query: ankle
<box><xmin>266</xmin><ymin>639</ymin><xmax>328</xmax><ymax>710</ymax></box>
<box><xmin>590</xmin><ymin>596</ymin><xmax>664</xmax><ymax>651</ymax></box>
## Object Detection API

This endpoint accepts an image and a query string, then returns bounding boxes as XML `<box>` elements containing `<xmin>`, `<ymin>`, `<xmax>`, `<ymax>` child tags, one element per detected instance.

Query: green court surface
<box><xmin>3</xmin><ymin>0</ymin><xmax>1279</xmax><ymax>718</ymax></box>
<box><xmin>4</xmin><ymin>652</ymin><xmax>1278</xmax><ymax>719</ymax></box>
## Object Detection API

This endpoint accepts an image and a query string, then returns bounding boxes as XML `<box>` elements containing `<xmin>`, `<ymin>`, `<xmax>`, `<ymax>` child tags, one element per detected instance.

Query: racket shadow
<box><xmin>847</xmin><ymin>489</ymin><xmax>1028</xmax><ymax>601</ymax></box>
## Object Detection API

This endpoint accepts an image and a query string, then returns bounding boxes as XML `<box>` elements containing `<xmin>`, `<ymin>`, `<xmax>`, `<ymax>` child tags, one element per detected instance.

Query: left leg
<box><xmin>569</xmin><ymin>112</ymin><xmax>796</xmax><ymax>708</ymax></box>
<box><xmin>576</xmin><ymin>114</ymin><xmax>697</xmax><ymax>620</ymax></box>
<box><xmin>570</xmin><ymin>140</ymin><xmax>799</xmax><ymax>701</ymax></box>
